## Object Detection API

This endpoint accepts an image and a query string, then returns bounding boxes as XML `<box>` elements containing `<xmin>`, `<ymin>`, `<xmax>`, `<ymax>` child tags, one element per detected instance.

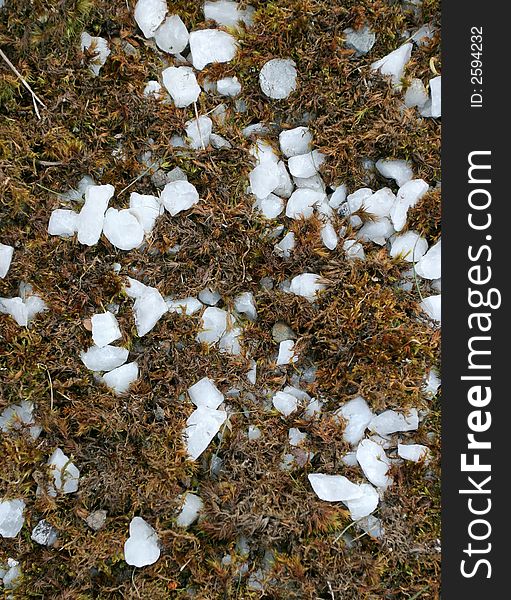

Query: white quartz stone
<box><xmin>285</xmin><ymin>188</ymin><xmax>325</xmax><ymax>219</ymax></box>
<box><xmin>103</xmin><ymin>362</ymin><xmax>139</xmax><ymax>394</ymax></box>
<box><xmin>420</xmin><ymin>294</ymin><xmax>441</xmax><ymax>323</ymax></box>
<box><xmin>162</xmin><ymin>66</ymin><xmax>201</xmax><ymax>108</ymax></box>
<box><xmin>288</xmin><ymin>151</ymin><xmax>325</xmax><ymax>178</ymax></box>
<box><xmin>345</xmin><ymin>483</ymin><xmax>379</xmax><ymax>521</ymax></box>
<box><xmin>198</xmin><ymin>288</ymin><xmax>221</xmax><ymax>306</ymax></box>
<box><xmin>48</xmin><ymin>209</ymin><xmax>78</xmax><ymax>238</ymax></box>
<box><xmin>0</xmin><ymin>499</ymin><xmax>25</xmax><ymax>538</ymax></box>
<box><xmin>304</xmin><ymin>397</ymin><xmax>323</xmax><ymax>419</ymax></box>
<box><xmin>289</xmin><ymin>273</ymin><xmax>326</xmax><ymax>301</ymax></box>
<box><xmin>48</xmin><ymin>448</ymin><xmax>80</xmax><ymax>493</ymax></box>
<box><xmin>308</xmin><ymin>473</ymin><xmax>363</xmax><ymax>502</ymax></box>
<box><xmin>273</xmin><ymin>161</ymin><xmax>294</xmax><ymax>198</ymax></box>
<box><xmin>288</xmin><ymin>428</ymin><xmax>307</xmax><ymax>446</ymax></box>
<box><xmin>272</xmin><ymin>391</ymin><xmax>298</xmax><ymax>416</ymax></box>
<box><xmin>103</xmin><ymin>208</ymin><xmax>145</xmax><ymax>250</ymax></box>
<box><xmin>188</xmin><ymin>377</ymin><xmax>224</xmax><ymax>409</ymax></box>
<box><xmin>189</xmin><ymin>29</ymin><xmax>237</xmax><ymax>70</ymax></box>
<box><xmin>390</xmin><ymin>179</ymin><xmax>429</xmax><ymax>232</ymax></box>
<box><xmin>277</xmin><ymin>340</ymin><xmax>297</xmax><ymax>366</ymax></box>
<box><xmin>357</xmin><ymin>218</ymin><xmax>395</xmax><ymax>245</ymax></box>
<box><xmin>249</xmin><ymin>162</ymin><xmax>281</xmax><ymax>200</ymax></box>
<box><xmin>248</xmin><ymin>425</ymin><xmax>261</xmax><ymax>440</ymax></box>
<box><xmin>217</xmin><ymin>76</ymin><xmax>241</xmax><ymax>97</ymax></box>
<box><xmin>342</xmin><ymin>188</ymin><xmax>373</xmax><ymax>215</ymax></box>
<box><xmin>356</xmin><ymin>439</ymin><xmax>392</xmax><ymax>488</ymax></box>
<box><xmin>371</xmin><ymin>43</ymin><xmax>413</xmax><ymax>86</ymax></box>
<box><xmin>204</xmin><ymin>1</ymin><xmax>254</xmax><ymax>27</ymax></box>
<box><xmin>259</xmin><ymin>58</ymin><xmax>297</xmax><ymax>99</ymax></box>
<box><xmin>155</xmin><ymin>15</ymin><xmax>189</xmax><ymax>54</ymax></box>
<box><xmin>279</xmin><ymin>127</ymin><xmax>312</xmax><ymax>158</ymax></box>
<box><xmin>143</xmin><ymin>80</ymin><xmax>163</xmax><ymax>98</ymax></box>
<box><xmin>369</xmin><ymin>408</ymin><xmax>419</xmax><ymax>435</ymax></box>
<box><xmin>91</xmin><ymin>311</ymin><xmax>121</xmax><ymax>348</ymax></box>
<box><xmin>247</xmin><ymin>360</ymin><xmax>257</xmax><ymax>385</ymax></box>
<box><xmin>404</xmin><ymin>78</ymin><xmax>428</xmax><ymax>108</ymax></box>
<box><xmin>337</xmin><ymin>396</ymin><xmax>374</xmax><ymax>445</ymax></box>
<box><xmin>390</xmin><ymin>231</ymin><xmax>428</xmax><ymax>262</ymax></box>
<box><xmin>362</xmin><ymin>188</ymin><xmax>396</xmax><ymax>218</ymax></box>
<box><xmin>274</xmin><ymin>231</ymin><xmax>295</xmax><ymax>258</ymax></box>
<box><xmin>429</xmin><ymin>76</ymin><xmax>441</xmax><ymax>118</ymax></box>
<box><xmin>161</xmin><ymin>180</ymin><xmax>200</xmax><ymax>215</ymax></box>
<box><xmin>344</xmin><ymin>25</ymin><xmax>376</xmax><ymax>56</ymax></box>
<box><xmin>294</xmin><ymin>173</ymin><xmax>326</xmax><ymax>192</ymax></box>
<box><xmin>130</xmin><ymin>283</ymin><xmax>167</xmax><ymax>337</ymax></box>
<box><xmin>358</xmin><ymin>514</ymin><xmax>383</xmax><ymax>538</ymax></box>
<box><xmin>398</xmin><ymin>443</ymin><xmax>429</xmax><ymax>462</ymax></box>
<box><xmin>250</xmin><ymin>139</ymin><xmax>277</xmax><ymax>162</ymax></box>
<box><xmin>184</xmin><ymin>406</ymin><xmax>227</xmax><ymax>460</ymax></box>
<box><xmin>80</xmin><ymin>344</ymin><xmax>129</xmax><ymax>372</ymax></box>
<box><xmin>415</xmin><ymin>239</ymin><xmax>441</xmax><ymax>279</ymax></box>
<box><xmin>80</xmin><ymin>33</ymin><xmax>110</xmax><ymax>76</ymax></box>
<box><xmin>124</xmin><ymin>517</ymin><xmax>161</xmax><ymax>567</ymax></box>
<box><xmin>341</xmin><ymin>452</ymin><xmax>358</xmax><ymax>467</ymax></box>
<box><xmin>77</xmin><ymin>184</ymin><xmax>114</xmax><ymax>246</ymax></box>
<box><xmin>219</xmin><ymin>326</ymin><xmax>242</xmax><ymax>355</ymax></box>
<box><xmin>0</xmin><ymin>400</ymin><xmax>41</xmax><ymax>439</ymax></box>
<box><xmin>375</xmin><ymin>159</ymin><xmax>413</xmax><ymax>187</ymax></box>
<box><xmin>210</xmin><ymin>133</ymin><xmax>232</xmax><ymax>149</ymax></box>
<box><xmin>256</xmin><ymin>194</ymin><xmax>284</xmax><ymax>219</ymax></box>
<box><xmin>129</xmin><ymin>192</ymin><xmax>163</xmax><ymax>233</ymax></box>
<box><xmin>176</xmin><ymin>493</ymin><xmax>203</xmax><ymax>527</ymax></box>
<box><xmin>167</xmin><ymin>296</ymin><xmax>203</xmax><ymax>315</ymax></box>
<box><xmin>423</xmin><ymin>368</ymin><xmax>441</xmax><ymax>398</ymax></box>
<box><xmin>61</xmin><ymin>175</ymin><xmax>95</xmax><ymax>201</ymax></box>
<box><xmin>329</xmin><ymin>184</ymin><xmax>347</xmax><ymax>209</ymax></box>
<box><xmin>197</xmin><ymin>307</ymin><xmax>227</xmax><ymax>344</ymax></box>
<box><xmin>343</xmin><ymin>239</ymin><xmax>365</xmax><ymax>260</ymax></box>
<box><xmin>1</xmin><ymin>558</ymin><xmax>21</xmax><ymax>589</ymax></box>
<box><xmin>321</xmin><ymin>222</ymin><xmax>338</xmax><ymax>250</ymax></box>
<box><xmin>185</xmin><ymin>116</ymin><xmax>213</xmax><ymax>149</ymax></box>
<box><xmin>134</xmin><ymin>0</ymin><xmax>167</xmax><ymax>38</ymax></box>
<box><xmin>0</xmin><ymin>243</ymin><xmax>13</xmax><ymax>279</ymax></box>
<box><xmin>234</xmin><ymin>292</ymin><xmax>257</xmax><ymax>321</ymax></box>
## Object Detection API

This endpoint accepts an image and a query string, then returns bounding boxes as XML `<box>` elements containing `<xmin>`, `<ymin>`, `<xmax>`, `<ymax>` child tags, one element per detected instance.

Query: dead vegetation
<box><xmin>1</xmin><ymin>0</ymin><xmax>440</xmax><ymax>598</ymax></box>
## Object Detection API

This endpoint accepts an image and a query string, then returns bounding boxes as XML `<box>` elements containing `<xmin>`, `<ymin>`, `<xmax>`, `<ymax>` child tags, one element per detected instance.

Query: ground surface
<box><xmin>1</xmin><ymin>1</ymin><xmax>440</xmax><ymax>598</ymax></box>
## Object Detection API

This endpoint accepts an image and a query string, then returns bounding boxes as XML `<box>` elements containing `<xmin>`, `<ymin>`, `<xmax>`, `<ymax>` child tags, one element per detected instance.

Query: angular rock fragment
<box><xmin>162</xmin><ymin>66</ymin><xmax>201</xmax><ymax>107</ymax></box>
<box><xmin>155</xmin><ymin>15</ymin><xmax>189</xmax><ymax>54</ymax></box>
<box><xmin>102</xmin><ymin>362</ymin><xmax>139</xmax><ymax>394</ymax></box>
<box><xmin>259</xmin><ymin>58</ymin><xmax>297</xmax><ymax>99</ymax></box>
<box><xmin>124</xmin><ymin>517</ymin><xmax>161</xmax><ymax>567</ymax></box>
<box><xmin>80</xmin><ymin>344</ymin><xmax>129</xmax><ymax>372</ymax></box>
<box><xmin>189</xmin><ymin>29</ymin><xmax>237</xmax><ymax>70</ymax></box>
<box><xmin>134</xmin><ymin>0</ymin><xmax>167</xmax><ymax>38</ymax></box>
<box><xmin>161</xmin><ymin>180</ymin><xmax>200</xmax><ymax>215</ymax></box>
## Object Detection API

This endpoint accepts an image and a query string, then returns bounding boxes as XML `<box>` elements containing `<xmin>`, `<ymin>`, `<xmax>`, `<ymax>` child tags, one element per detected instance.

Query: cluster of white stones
<box><xmin>0</xmin><ymin>1</ymin><xmax>442</xmax><ymax>577</ymax></box>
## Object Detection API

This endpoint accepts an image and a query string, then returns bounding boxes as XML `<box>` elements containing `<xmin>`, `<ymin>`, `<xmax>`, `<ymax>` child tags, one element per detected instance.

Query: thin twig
<box><xmin>333</xmin><ymin>519</ymin><xmax>358</xmax><ymax>543</ymax></box>
<box><xmin>409</xmin><ymin>585</ymin><xmax>431</xmax><ymax>600</ymax></box>
<box><xmin>193</xmin><ymin>101</ymin><xmax>205</xmax><ymax>150</ymax></box>
<box><xmin>0</xmin><ymin>48</ymin><xmax>47</xmax><ymax>120</ymax></box>
<box><xmin>327</xmin><ymin>581</ymin><xmax>335</xmax><ymax>600</ymax></box>
<box><xmin>117</xmin><ymin>159</ymin><xmax>160</xmax><ymax>196</ymax></box>
<box><xmin>38</xmin><ymin>363</ymin><xmax>54</xmax><ymax>410</ymax></box>
<box><xmin>34</xmin><ymin>183</ymin><xmax>65</xmax><ymax>196</ymax></box>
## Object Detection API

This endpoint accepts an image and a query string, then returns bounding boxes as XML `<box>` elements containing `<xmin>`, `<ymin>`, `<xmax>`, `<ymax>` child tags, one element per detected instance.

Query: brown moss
<box><xmin>1</xmin><ymin>0</ymin><xmax>440</xmax><ymax>597</ymax></box>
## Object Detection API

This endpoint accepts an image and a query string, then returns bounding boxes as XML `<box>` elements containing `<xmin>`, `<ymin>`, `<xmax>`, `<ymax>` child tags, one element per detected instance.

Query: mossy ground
<box><xmin>1</xmin><ymin>0</ymin><xmax>440</xmax><ymax>598</ymax></box>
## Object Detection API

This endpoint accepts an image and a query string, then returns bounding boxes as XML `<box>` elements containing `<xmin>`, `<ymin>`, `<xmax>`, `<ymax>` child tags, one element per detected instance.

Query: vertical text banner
<box><xmin>443</xmin><ymin>0</ymin><xmax>506</xmax><ymax>597</ymax></box>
